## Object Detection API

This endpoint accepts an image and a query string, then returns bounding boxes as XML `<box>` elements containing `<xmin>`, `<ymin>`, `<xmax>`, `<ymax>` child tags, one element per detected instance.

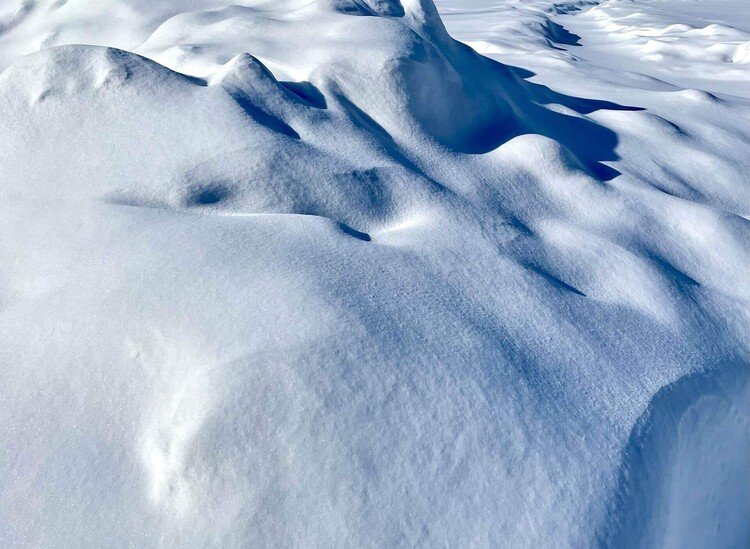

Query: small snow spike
<box><xmin>330</xmin><ymin>0</ymin><xmax>404</xmax><ymax>16</ymax></box>
<box><xmin>359</xmin><ymin>0</ymin><xmax>405</xmax><ymax>16</ymax></box>
<box><xmin>402</xmin><ymin>0</ymin><xmax>452</xmax><ymax>44</ymax></box>
<box><xmin>329</xmin><ymin>0</ymin><xmax>450</xmax><ymax>43</ymax></box>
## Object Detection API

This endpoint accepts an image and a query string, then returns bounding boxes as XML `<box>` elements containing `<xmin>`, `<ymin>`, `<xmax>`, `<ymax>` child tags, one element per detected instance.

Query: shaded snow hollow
<box><xmin>0</xmin><ymin>0</ymin><xmax>748</xmax><ymax>547</ymax></box>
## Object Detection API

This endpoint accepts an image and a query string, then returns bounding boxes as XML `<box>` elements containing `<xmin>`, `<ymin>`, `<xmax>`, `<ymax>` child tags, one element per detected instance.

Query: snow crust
<box><xmin>0</xmin><ymin>0</ymin><xmax>748</xmax><ymax>546</ymax></box>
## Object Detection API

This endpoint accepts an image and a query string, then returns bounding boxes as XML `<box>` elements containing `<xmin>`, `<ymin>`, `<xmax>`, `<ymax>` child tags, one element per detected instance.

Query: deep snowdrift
<box><xmin>0</xmin><ymin>0</ymin><xmax>748</xmax><ymax>546</ymax></box>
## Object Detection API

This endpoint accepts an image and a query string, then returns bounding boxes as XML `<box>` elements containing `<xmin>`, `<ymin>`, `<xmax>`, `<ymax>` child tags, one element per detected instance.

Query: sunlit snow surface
<box><xmin>0</xmin><ymin>0</ymin><xmax>748</xmax><ymax>546</ymax></box>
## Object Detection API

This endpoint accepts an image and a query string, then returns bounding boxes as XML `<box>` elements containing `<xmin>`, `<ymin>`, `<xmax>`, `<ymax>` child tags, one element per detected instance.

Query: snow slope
<box><xmin>0</xmin><ymin>0</ymin><xmax>748</xmax><ymax>546</ymax></box>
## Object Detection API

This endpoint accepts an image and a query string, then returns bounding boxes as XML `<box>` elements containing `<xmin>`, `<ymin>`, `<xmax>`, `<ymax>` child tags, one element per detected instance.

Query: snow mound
<box><xmin>134</xmin><ymin>0</ymin><xmax>510</xmax><ymax>152</ymax></box>
<box><xmin>0</xmin><ymin>0</ymin><xmax>748</xmax><ymax>546</ymax></box>
<box><xmin>1</xmin><ymin>43</ymin><xmax>442</xmax><ymax>233</ymax></box>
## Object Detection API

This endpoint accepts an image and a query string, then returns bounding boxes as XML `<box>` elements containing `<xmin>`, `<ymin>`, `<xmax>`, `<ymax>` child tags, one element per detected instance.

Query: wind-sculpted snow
<box><xmin>0</xmin><ymin>0</ymin><xmax>748</xmax><ymax>546</ymax></box>
<box><xmin>602</xmin><ymin>363</ymin><xmax>749</xmax><ymax>547</ymax></box>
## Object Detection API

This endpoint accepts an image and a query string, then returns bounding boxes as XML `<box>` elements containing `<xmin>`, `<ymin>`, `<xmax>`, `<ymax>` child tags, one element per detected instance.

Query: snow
<box><xmin>0</xmin><ymin>0</ymin><xmax>748</xmax><ymax>546</ymax></box>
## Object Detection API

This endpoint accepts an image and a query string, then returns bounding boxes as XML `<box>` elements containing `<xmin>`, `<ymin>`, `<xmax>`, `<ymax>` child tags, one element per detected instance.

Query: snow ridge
<box><xmin>0</xmin><ymin>0</ymin><xmax>748</xmax><ymax>546</ymax></box>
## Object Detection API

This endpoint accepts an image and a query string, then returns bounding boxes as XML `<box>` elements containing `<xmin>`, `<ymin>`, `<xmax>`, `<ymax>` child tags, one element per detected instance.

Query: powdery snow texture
<box><xmin>0</xmin><ymin>0</ymin><xmax>748</xmax><ymax>547</ymax></box>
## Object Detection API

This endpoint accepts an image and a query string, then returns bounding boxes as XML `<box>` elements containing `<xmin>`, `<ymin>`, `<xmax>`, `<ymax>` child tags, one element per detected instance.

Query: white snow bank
<box><xmin>0</xmin><ymin>0</ymin><xmax>748</xmax><ymax>546</ymax></box>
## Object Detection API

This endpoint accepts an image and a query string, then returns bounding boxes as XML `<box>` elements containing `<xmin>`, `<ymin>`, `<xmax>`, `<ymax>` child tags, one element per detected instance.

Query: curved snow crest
<box><xmin>600</xmin><ymin>362</ymin><xmax>750</xmax><ymax>548</ymax></box>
